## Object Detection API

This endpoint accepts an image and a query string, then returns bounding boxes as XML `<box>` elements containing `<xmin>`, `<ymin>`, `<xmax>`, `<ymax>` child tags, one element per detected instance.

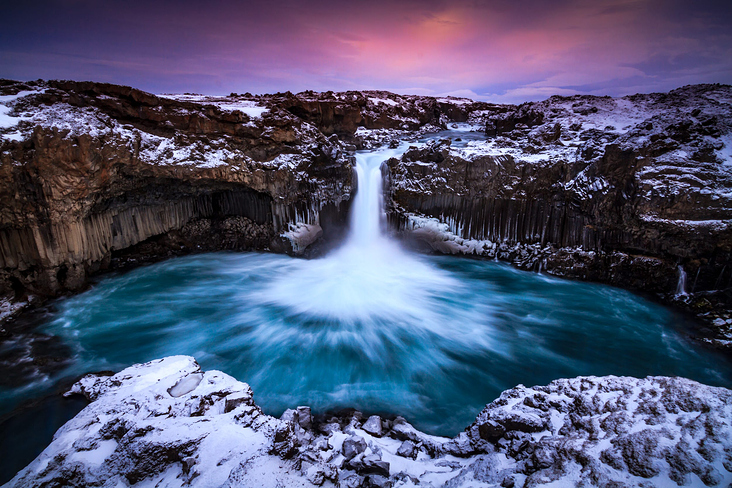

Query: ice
<box><xmin>168</xmin><ymin>372</ymin><xmax>204</xmax><ymax>397</ymax></box>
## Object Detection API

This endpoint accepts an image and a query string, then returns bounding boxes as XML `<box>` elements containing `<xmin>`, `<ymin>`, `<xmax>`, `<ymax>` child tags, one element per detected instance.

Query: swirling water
<box><xmin>1</xmin><ymin>132</ymin><xmax>731</xmax><ymax>445</ymax></box>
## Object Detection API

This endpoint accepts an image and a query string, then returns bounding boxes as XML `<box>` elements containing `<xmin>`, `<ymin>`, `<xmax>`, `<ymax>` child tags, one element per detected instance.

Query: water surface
<box><xmin>1</xmin><ymin>136</ymin><xmax>731</xmax><ymax>438</ymax></box>
<box><xmin>12</xmin><ymin>251</ymin><xmax>730</xmax><ymax>436</ymax></box>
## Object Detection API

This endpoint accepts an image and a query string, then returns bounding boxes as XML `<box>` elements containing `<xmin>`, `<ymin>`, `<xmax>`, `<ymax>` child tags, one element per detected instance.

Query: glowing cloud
<box><xmin>0</xmin><ymin>0</ymin><xmax>730</xmax><ymax>102</ymax></box>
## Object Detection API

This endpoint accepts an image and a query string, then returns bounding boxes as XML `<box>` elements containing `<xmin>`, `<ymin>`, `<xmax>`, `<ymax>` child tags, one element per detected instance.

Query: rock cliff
<box><xmin>6</xmin><ymin>356</ymin><xmax>731</xmax><ymax>487</ymax></box>
<box><xmin>0</xmin><ymin>81</ymin><xmax>488</xmax><ymax>309</ymax></box>
<box><xmin>1</xmin><ymin>80</ymin><xmax>731</xmax><ymax>344</ymax></box>
<box><xmin>383</xmin><ymin>84</ymin><xmax>732</xmax><ymax>347</ymax></box>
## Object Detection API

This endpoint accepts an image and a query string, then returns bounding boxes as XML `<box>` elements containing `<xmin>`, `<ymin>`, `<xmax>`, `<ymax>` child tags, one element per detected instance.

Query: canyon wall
<box><xmin>384</xmin><ymin>85</ymin><xmax>732</xmax><ymax>318</ymax></box>
<box><xmin>0</xmin><ymin>81</ymin><xmax>353</xmax><ymax>297</ymax></box>
<box><xmin>0</xmin><ymin>80</ymin><xmax>485</xmax><ymax>300</ymax></box>
<box><xmin>1</xmin><ymin>79</ymin><xmax>731</xmax><ymax>338</ymax></box>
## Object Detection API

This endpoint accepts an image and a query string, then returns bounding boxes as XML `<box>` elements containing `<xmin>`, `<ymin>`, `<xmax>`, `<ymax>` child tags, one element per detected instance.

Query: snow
<box><xmin>0</xmin><ymin>297</ymin><xmax>29</xmax><ymax>322</ymax></box>
<box><xmin>210</xmin><ymin>100</ymin><xmax>269</xmax><ymax>118</ymax></box>
<box><xmin>405</xmin><ymin>212</ymin><xmax>496</xmax><ymax>256</ymax></box>
<box><xmin>281</xmin><ymin>222</ymin><xmax>323</xmax><ymax>253</ymax></box>
<box><xmin>436</xmin><ymin>97</ymin><xmax>472</xmax><ymax>105</ymax></box>
<box><xmin>368</xmin><ymin>97</ymin><xmax>398</xmax><ymax>106</ymax></box>
<box><xmin>6</xmin><ymin>357</ymin><xmax>732</xmax><ymax>487</ymax></box>
<box><xmin>0</xmin><ymin>90</ymin><xmax>39</xmax><ymax>135</ymax></box>
<box><xmin>168</xmin><ymin>372</ymin><xmax>204</xmax><ymax>397</ymax></box>
<box><xmin>718</xmin><ymin>134</ymin><xmax>732</xmax><ymax>166</ymax></box>
<box><xmin>0</xmin><ymin>94</ymin><xmax>323</xmax><ymax>173</ymax></box>
<box><xmin>639</xmin><ymin>214</ymin><xmax>731</xmax><ymax>230</ymax></box>
<box><xmin>160</xmin><ymin>93</ymin><xmax>269</xmax><ymax>118</ymax></box>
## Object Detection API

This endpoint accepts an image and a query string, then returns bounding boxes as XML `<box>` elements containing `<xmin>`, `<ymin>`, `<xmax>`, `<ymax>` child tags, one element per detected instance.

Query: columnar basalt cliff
<box><xmin>0</xmin><ymin>81</ymin><xmax>489</xmax><ymax>309</ymax></box>
<box><xmin>383</xmin><ymin>85</ymin><xmax>732</xmax><ymax>346</ymax></box>
<box><xmin>0</xmin><ymin>81</ymin><xmax>342</xmax><ymax>301</ymax></box>
<box><xmin>1</xmin><ymin>80</ymin><xmax>731</xmax><ymax>345</ymax></box>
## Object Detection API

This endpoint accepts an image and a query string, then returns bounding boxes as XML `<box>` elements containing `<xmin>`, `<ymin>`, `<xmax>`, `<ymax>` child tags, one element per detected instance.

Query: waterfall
<box><xmin>345</xmin><ymin>147</ymin><xmax>398</xmax><ymax>246</ymax></box>
<box><xmin>258</xmin><ymin>142</ymin><xmax>468</xmax><ymax>323</ymax></box>
<box><xmin>675</xmin><ymin>265</ymin><xmax>688</xmax><ymax>297</ymax></box>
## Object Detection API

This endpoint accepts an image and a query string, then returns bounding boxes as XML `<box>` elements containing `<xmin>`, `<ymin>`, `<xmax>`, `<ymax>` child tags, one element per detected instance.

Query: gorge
<box><xmin>1</xmin><ymin>80</ymin><xmax>732</xmax><ymax>487</ymax></box>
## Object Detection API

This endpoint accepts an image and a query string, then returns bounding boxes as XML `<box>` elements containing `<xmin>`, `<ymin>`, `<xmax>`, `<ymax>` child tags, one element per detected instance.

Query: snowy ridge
<box><xmin>5</xmin><ymin>356</ymin><xmax>731</xmax><ymax>487</ymax></box>
<box><xmin>0</xmin><ymin>84</ymin><xmax>351</xmax><ymax>183</ymax></box>
<box><xmin>159</xmin><ymin>93</ymin><xmax>270</xmax><ymax>118</ymax></box>
<box><xmin>455</xmin><ymin>85</ymin><xmax>732</xmax><ymax>209</ymax></box>
<box><xmin>0</xmin><ymin>90</ymin><xmax>41</xmax><ymax>140</ymax></box>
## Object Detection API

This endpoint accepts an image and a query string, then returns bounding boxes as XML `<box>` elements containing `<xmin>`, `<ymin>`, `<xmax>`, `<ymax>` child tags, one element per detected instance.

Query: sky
<box><xmin>1</xmin><ymin>0</ymin><xmax>731</xmax><ymax>103</ymax></box>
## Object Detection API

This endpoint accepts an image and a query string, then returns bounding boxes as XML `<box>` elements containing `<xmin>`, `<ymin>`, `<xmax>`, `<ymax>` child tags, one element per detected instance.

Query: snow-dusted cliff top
<box><xmin>6</xmin><ymin>356</ymin><xmax>731</xmax><ymax>487</ymax></box>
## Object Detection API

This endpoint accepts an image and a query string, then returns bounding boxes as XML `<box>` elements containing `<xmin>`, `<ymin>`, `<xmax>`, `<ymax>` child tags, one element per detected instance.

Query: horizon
<box><xmin>2</xmin><ymin>0</ymin><xmax>732</xmax><ymax>104</ymax></box>
<box><xmin>5</xmin><ymin>78</ymin><xmax>730</xmax><ymax>106</ymax></box>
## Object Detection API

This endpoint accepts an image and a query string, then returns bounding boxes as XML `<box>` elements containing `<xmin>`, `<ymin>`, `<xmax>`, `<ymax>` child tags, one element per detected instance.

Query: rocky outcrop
<box><xmin>266</xmin><ymin>90</ymin><xmax>495</xmax><ymax>139</ymax></box>
<box><xmin>0</xmin><ymin>80</ymin><xmax>361</xmax><ymax>301</ymax></box>
<box><xmin>0</xmin><ymin>80</ymin><xmax>493</xmax><ymax>309</ymax></box>
<box><xmin>384</xmin><ymin>84</ymin><xmax>732</xmax><ymax>345</ymax></box>
<box><xmin>2</xmin><ymin>80</ymin><xmax>731</xmax><ymax>344</ymax></box>
<box><xmin>6</xmin><ymin>356</ymin><xmax>732</xmax><ymax>487</ymax></box>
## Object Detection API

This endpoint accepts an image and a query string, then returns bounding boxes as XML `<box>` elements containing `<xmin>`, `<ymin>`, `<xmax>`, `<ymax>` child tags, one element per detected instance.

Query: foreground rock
<box><xmin>5</xmin><ymin>356</ymin><xmax>731</xmax><ymax>487</ymax></box>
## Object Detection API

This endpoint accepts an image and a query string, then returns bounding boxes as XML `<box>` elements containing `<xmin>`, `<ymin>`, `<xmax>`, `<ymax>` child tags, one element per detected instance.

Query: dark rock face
<box><xmin>268</xmin><ymin>89</ymin><xmax>495</xmax><ymax>138</ymax></box>
<box><xmin>0</xmin><ymin>80</ymin><xmax>357</xmax><ymax>301</ymax></box>
<box><xmin>384</xmin><ymin>84</ymin><xmax>732</xmax><ymax>345</ymax></box>
<box><xmin>1</xmin><ymin>80</ymin><xmax>731</xmax><ymax>346</ymax></box>
<box><xmin>0</xmin><ymin>80</ymin><xmax>493</xmax><ymax>309</ymax></box>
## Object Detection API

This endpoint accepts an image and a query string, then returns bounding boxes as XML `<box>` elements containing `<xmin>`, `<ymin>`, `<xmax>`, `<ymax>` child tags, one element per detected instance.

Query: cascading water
<box><xmin>676</xmin><ymin>265</ymin><xmax>688</xmax><ymax>297</ymax></box>
<box><xmin>2</xmin><ymin>130</ymin><xmax>731</xmax><ymax>444</ymax></box>
<box><xmin>258</xmin><ymin>144</ymin><xmax>476</xmax><ymax>326</ymax></box>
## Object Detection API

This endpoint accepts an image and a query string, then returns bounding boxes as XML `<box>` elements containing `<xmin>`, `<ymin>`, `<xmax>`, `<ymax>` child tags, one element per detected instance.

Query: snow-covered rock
<box><xmin>384</xmin><ymin>84</ymin><xmax>732</xmax><ymax>347</ymax></box>
<box><xmin>5</xmin><ymin>356</ymin><xmax>732</xmax><ymax>487</ymax></box>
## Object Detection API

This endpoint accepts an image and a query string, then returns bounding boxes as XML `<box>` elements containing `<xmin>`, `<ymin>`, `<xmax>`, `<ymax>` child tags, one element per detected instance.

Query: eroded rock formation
<box><xmin>1</xmin><ymin>80</ymin><xmax>731</xmax><ymax>344</ymax></box>
<box><xmin>383</xmin><ymin>84</ymin><xmax>732</xmax><ymax>346</ymax></box>
<box><xmin>0</xmin><ymin>81</ymin><xmax>490</xmax><ymax>311</ymax></box>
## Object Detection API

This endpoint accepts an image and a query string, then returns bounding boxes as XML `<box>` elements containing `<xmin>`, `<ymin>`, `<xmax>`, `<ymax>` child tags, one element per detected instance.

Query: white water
<box><xmin>676</xmin><ymin>265</ymin><xmax>688</xmax><ymax>297</ymax></box>
<box><xmin>254</xmin><ymin>144</ymin><xmax>500</xmax><ymax>354</ymax></box>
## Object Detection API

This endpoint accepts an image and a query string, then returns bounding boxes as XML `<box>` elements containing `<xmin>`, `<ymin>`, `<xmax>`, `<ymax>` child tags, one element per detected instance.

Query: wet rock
<box><xmin>224</xmin><ymin>390</ymin><xmax>253</xmax><ymax>413</ymax></box>
<box><xmin>478</xmin><ymin>419</ymin><xmax>506</xmax><ymax>441</ymax></box>
<box><xmin>442</xmin><ymin>432</ymin><xmax>476</xmax><ymax>457</ymax></box>
<box><xmin>349</xmin><ymin>453</ymin><xmax>390</xmax><ymax>477</ymax></box>
<box><xmin>296</xmin><ymin>406</ymin><xmax>312</xmax><ymax>430</ymax></box>
<box><xmin>271</xmin><ymin>422</ymin><xmax>298</xmax><ymax>459</ymax></box>
<box><xmin>339</xmin><ymin>473</ymin><xmax>365</xmax><ymax>488</ymax></box>
<box><xmin>365</xmin><ymin>474</ymin><xmax>393</xmax><ymax>488</ymax></box>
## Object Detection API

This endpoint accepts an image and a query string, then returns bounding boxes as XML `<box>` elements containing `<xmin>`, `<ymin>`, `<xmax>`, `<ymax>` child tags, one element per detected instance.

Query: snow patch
<box><xmin>368</xmin><ymin>97</ymin><xmax>398</xmax><ymax>107</ymax></box>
